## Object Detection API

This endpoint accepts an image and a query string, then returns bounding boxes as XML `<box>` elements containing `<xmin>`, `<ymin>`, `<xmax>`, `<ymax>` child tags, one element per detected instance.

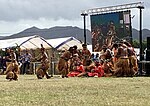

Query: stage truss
<box><xmin>81</xmin><ymin>2</ymin><xmax>144</xmax><ymax>15</ymax></box>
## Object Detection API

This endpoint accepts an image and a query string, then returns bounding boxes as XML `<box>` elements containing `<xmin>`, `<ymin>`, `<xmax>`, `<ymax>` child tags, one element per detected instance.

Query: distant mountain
<box><xmin>0</xmin><ymin>36</ymin><xmax>5</xmax><ymax>39</ymax></box>
<box><xmin>142</xmin><ymin>29</ymin><xmax>150</xmax><ymax>40</ymax></box>
<box><xmin>0</xmin><ymin>26</ymin><xmax>150</xmax><ymax>44</ymax></box>
<box><xmin>0</xmin><ymin>26</ymin><xmax>92</xmax><ymax>44</ymax></box>
<box><xmin>132</xmin><ymin>28</ymin><xmax>150</xmax><ymax>40</ymax></box>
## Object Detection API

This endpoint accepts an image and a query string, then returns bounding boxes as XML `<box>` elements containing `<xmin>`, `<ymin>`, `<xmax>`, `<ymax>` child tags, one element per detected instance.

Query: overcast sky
<box><xmin>0</xmin><ymin>0</ymin><xmax>150</xmax><ymax>36</ymax></box>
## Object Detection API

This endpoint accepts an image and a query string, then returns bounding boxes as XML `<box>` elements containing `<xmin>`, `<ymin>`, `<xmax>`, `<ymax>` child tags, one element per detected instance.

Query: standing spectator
<box><xmin>21</xmin><ymin>49</ymin><xmax>32</xmax><ymax>74</ymax></box>
<box><xmin>5</xmin><ymin>48</ymin><xmax>11</xmax><ymax>67</ymax></box>
<box><xmin>0</xmin><ymin>49</ymin><xmax>5</xmax><ymax>74</ymax></box>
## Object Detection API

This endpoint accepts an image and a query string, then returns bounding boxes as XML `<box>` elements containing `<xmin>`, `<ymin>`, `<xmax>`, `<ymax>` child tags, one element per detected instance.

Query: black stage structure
<box><xmin>81</xmin><ymin>2</ymin><xmax>146</xmax><ymax>75</ymax></box>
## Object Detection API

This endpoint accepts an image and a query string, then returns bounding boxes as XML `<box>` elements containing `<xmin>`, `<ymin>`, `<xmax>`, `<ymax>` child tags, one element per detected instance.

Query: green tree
<box><xmin>132</xmin><ymin>39</ymin><xmax>140</xmax><ymax>48</ymax></box>
<box><xmin>132</xmin><ymin>39</ymin><xmax>147</xmax><ymax>51</ymax></box>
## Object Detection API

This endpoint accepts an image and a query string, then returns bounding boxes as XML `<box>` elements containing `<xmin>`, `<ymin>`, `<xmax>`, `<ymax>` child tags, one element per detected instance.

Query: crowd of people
<box><xmin>58</xmin><ymin>40</ymin><xmax>138</xmax><ymax>78</ymax></box>
<box><xmin>0</xmin><ymin>40</ymin><xmax>139</xmax><ymax>81</ymax></box>
<box><xmin>0</xmin><ymin>44</ymin><xmax>51</xmax><ymax>81</ymax></box>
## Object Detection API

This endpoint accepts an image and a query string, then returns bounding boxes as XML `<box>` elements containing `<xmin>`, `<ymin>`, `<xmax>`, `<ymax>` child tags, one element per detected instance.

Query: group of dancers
<box><xmin>3</xmin><ymin>39</ymin><xmax>138</xmax><ymax>81</ymax></box>
<box><xmin>58</xmin><ymin>40</ymin><xmax>138</xmax><ymax>78</ymax></box>
<box><xmin>4</xmin><ymin>44</ymin><xmax>51</xmax><ymax>81</ymax></box>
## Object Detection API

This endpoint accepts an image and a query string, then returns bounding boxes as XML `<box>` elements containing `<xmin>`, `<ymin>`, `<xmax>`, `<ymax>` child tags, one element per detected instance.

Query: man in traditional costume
<box><xmin>67</xmin><ymin>54</ymin><xmax>84</xmax><ymax>77</ymax></box>
<box><xmin>57</xmin><ymin>47</ymin><xmax>73</xmax><ymax>78</ymax></box>
<box><xmin>88</xmin><ymin>60</ymin><xmax>104</xmax><ymax>77</ymax></box>
<box><xmin>106</xmin><ymin>22</ymin><xmax>116</xmax><ymax>48</ymax></box>
<box><xmin>113</xmin><ymin>43</ymin><xmax>136</xmax><ymax>77</ymax></box>
<box><xmin>5</xmin><ymin>49</ymin><xmax>20</xmax><ymax>81</ymax></box>
<box><xmin>124</xmin><ymin>41</ymin><xmax>138</xmax><ymax>73</ymax></box>
<box><xmin>36</xmin><ymin>44</ymin><xmax>51</xmax><ymax>79</ymax></box>
<box><xmin>100</xmin><ymin>48</ymin><xmax>113</xmax><ymax>77</ymax></box>
<box><xmin>81</xmin><ymin>44</ymin><xmax>91</xmax><ymax>66</ymax></box>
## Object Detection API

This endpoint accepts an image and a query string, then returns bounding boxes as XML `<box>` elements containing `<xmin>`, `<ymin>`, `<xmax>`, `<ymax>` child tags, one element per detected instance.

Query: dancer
<box><xmin>36</xmin><ymin>44</ymin><xmax>51</xmax><ymax>79</ymax></box>
<box><xmin>81</xmin><ymin>44</ymin><xmax>91</xmax><ymax>66</ymax></box>
<box><xmin>113</xmin><ymin>43</ymin><xmax>136</xmax><ymax>77</ymax></box>
<box><xmin>57</xmin><ymin>47</ymin><xmax>73</xmax><ymax>78</ymax></box>
<box><xmin>5</xmin><ymin>49</ymin><xmax>20</xmax><ymax>81</ymax></box>
<box><xmin>106</xmin><ymin>21</ymin><xmax>116</xmax><ymax>48</ymax></box>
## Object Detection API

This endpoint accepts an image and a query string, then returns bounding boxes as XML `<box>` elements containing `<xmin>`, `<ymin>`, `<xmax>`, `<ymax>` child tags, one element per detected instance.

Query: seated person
<box><xmin>101</xmin><ymin>59</ymin><xmax>113</xmax><ymax>77</ymax></box>
<box><xmin>77</xmin><ymin>59</ymin><xmax>95</xmax><ymax>77</ymax></box>
<box><xmin>87</xmin><ymin>60</ymin><xmax>104</xmax><ymax>77</ymax></box>
<box><xmin>67</xmin><ymin>54</ymin><xmax>84</xmax><ymax>77</ymax></box>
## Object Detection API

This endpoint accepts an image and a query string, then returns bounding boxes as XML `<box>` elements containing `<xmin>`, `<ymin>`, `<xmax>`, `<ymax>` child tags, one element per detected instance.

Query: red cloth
<box><xmin>67</xmin><ymin>71</ymin><xmax>80</xmax><ymax>77</ymax></box>
<box><xmin>76</xmin><ymin>65</ymin><xmax>85</xmax><ymax>72</ymax></box>
<box><xmin>88</xmin><ymin>65</ymin><xmax>104</xmax><ymax>77</ymax></box>
<box><xmin>67</xmin><ymin>65</ymin><xmax>85</xmax><ymax>77</ymax></box>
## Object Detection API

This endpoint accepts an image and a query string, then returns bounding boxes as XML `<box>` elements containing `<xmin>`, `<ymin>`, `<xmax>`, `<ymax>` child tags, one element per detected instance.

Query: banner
<box><xmin>90</xmin><ymin>10</ymin><xmax>132</xmax><ymax>52</ymax></box>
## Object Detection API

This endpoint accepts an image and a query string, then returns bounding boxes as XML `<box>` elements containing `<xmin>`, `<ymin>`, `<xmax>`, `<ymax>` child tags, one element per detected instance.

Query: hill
<box><xmin>132</xmin><ymin>28</ymin><xmax>150</xmax><ymax>40</ymax></box>
<box><xmin>1</xmin><ymin>26</ymin><xmax>150</xmax><ymax>44</ymax></box>
<box><xmin>0</xmin><ymin>26</ymin><xmax>92</xmax><ymax>44</ymax></box>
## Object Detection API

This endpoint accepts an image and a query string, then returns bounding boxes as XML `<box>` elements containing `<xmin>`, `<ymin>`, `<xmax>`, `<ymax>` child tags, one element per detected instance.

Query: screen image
<box><xmin>90</xmin><ymin>11</ymin><xmax>132</xmax><ymax>52</ymax></box>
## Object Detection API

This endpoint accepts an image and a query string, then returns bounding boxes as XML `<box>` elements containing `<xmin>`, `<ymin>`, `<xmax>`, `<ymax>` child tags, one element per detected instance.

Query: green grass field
<box><xmin>0</xmin><ymin>75</ymin><xmax>150</xmax><ymax>106</ymax></box>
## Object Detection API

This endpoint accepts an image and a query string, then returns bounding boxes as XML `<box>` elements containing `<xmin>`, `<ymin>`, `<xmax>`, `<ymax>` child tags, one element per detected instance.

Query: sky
<box><xmin>0</xmin><ymin>0</ymin><xmax>150</xmax><ymax>36</ymax></box>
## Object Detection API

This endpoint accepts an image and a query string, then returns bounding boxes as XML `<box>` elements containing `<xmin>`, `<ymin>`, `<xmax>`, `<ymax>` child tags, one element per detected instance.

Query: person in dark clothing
<box><xmin>21</xmin><ymin>49</ymin><xmax>32</xmax><ymax>74</ymax></box>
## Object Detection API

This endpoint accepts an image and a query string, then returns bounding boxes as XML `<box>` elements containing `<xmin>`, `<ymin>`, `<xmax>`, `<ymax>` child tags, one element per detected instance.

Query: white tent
<box><xmin>46</xmin><ymin>37</ymin><xmax>83</xmax><ymax>50</ymax></box>
<box><xmin>0</xmin><ymin>35</ymin><xmax>53</xmax><ymax>49</ymax></box>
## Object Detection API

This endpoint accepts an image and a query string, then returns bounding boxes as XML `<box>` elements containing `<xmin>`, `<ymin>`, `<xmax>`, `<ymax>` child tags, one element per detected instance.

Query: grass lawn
<box><xmin>0</xmin><ymin>75</ymin><xmax>150</xmax><ymax>106</ymax></box>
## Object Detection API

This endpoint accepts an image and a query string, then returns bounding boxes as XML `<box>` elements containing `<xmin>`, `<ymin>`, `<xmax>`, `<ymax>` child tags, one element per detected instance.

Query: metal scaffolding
<box><xmin>81</xmin><ymin>2</ymin><xmax>144</xmax><ymax>15</ymax></box>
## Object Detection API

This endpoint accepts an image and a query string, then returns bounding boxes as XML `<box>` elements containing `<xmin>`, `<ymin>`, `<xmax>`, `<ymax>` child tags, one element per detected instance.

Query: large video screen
<box><xmin>90</xmin><ymin>10</ymin><xmax>132</xmax><ymax>52</ymax></box>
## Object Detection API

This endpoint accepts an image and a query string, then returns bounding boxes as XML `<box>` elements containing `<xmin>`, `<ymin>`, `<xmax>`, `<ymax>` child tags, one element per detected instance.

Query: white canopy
<box><xmin>0</xmin><ymin>35</ymin><xmax>52</xmax><ymax>49</ymax></box>
<box><xmin>46</xmin><ymin>37</ymin><xmax>83</xmax><ymax>50</ymax></box>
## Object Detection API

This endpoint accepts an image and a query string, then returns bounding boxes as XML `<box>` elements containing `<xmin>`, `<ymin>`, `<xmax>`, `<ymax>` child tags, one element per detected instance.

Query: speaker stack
<box><xmin>145</xmin><ymin>37</ymin><xmax>150</xmax><ymax>75</ymax></box>
<box><xmin>147</xmin><ymin>37</ymin><xmax>150</xmax><ymax>50</ymax></box>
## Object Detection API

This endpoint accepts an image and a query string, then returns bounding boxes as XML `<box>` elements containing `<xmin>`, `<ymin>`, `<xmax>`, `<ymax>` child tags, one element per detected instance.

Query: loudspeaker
<box><xmin>147</xmin><ymin>37</ymin><xmax>150</xmax><ymax>50</ymax></box>
<box><xmin>145</xmin><ymin>63</ymin><xmax>150</xmax><ymax>75</ymax></box>
<box><xmin>146</xmin><ymin>50</ymin><xmax>150</xmax><ymax>61</ymax></box>
<box><xmin>146</xmin><ymin>49</ymin><xmax>150</xmax><ymax>75</ymax></box>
